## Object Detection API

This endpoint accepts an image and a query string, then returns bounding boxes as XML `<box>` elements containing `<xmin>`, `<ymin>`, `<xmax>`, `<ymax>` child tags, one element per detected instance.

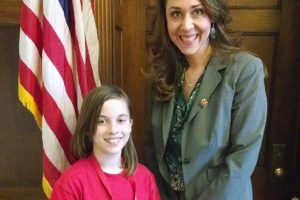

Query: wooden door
<box><xmin>97</xmin><ymin>0</ymin><xmax>300</xmax><ymax>199</ymax></box>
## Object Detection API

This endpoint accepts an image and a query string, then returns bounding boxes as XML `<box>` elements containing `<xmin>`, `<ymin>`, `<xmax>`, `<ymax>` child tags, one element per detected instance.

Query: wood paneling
<box><xmin>267</xmin><ymin>0</ymin><xmax>300</xmax><ymax>198</ymax></box>
<box><xmin>242</xmin><ymin>35</ymin><xmax>275</xmax><ymax>95</ymax></box>
<box><xmin>113</xmin><ymin>0</ymin><xmax>147</xmax><ymax>160</ymax></box>
<box><xmin>227</xmin><ymin>0</ymin><xmax>279</xmax><ymax>8</ymax></box>
<box><xmin>112</xmin><ymin>0</ymin><xmax>123</xmax><ymax>86</ymax></box>
<box><xmin>0</xmin><ymin>1</ymin><xmax>46</xmax><ymax>199</ymax></box>
<box><xmin>95</xmin><ymin>0</ymin><xmax>113</xmax><ymax>84</ymax></box>
<box><xmin>230</xmin><ymin>10</ymin><xmax>281</xmax><ymax>32</ymax></box>
<box><xmin>146</xmin><ymin>9</ymin><xmax>281</xmax><ymax>37</ymax></box>
<box><xmin>0</xmin><ymin>27</ymin><xmax>45</xmax><ymax>198</ymax></box>
<box><xmin>95</xmin><ymin>0</ymin><xmax>147</xmax><ymax>160</ymax></box>
<box><xmin>0</xmin><ymin>186</ymin><xmax>46</xmax><ymax>200</ymax></box>
<box><xmin>243</xmin><ymin>36</ymin><xmax>275</xmax><ymax>71</ymax></box>
<box><xmin>0</xmin><ymin>0</ymin><xmax>21</xmax><ymax>26</ymax></box>
<box><xmin>147</xmin><ymin>0</ymin><xmax>158</xmax><ymax>7</ymax></box>
<box><xmin>0</xmin><ymin>27</ymin><xmax>42</xmax><ymax>184</ymax></box>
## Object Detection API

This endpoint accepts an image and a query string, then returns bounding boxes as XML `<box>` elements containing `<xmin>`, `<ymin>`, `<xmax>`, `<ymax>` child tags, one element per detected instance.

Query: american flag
<box><xmin>18</xmin><ymin>0</ymin><xmax>100</xmax><ymax>198</ymax></box>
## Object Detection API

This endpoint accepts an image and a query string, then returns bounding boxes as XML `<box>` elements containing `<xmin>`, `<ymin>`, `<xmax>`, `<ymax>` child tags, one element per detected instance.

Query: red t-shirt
<box><xmin>104</xmin><ymin>171</ymin><xmax>134</xmax><ymax>200</ymax></box>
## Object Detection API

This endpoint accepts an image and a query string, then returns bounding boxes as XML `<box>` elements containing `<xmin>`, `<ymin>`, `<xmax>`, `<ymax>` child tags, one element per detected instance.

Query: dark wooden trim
<box><xmin>267</xmin><ymin>0</ymin><xmax>300</xmax><ymax>198</ymax></box>
<box><xmin>287</xmin><ymin>0</ymin><xmax>300</xmax><ymax>197</ymax></box>
<box><xmin>95</xmin><ymin>0</ymin><xmax>113</xmax><ymax>85</ymax></box>
<box><xmin>291</xmin><ymin>102</ymin><xmax>300</xmax><ymax>198</ymax></box>
<box><xmin>0</xmin><ymin>1</ymin><xmax>21</xmax><ymax>26</ymax></box>
<box><xmin>0</xmin><ymin>186</ymin><xmax>47</xmax><ymax>200</ymax></box>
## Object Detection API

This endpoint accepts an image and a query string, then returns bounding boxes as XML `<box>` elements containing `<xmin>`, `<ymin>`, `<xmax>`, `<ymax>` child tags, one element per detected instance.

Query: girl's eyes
<box><xmin>97</xmin><ymin>119</ymin><xmax>106</xmax><ymax>124</ymax></box>
<box><xmin>118</xmin><ymin>118</ymin><xmax>128</xmax><ymax>123</ymax></box>
<box><xmin>97</xmin><ymin>118</ymin><xmax>128</xmax><ymax>124</ymax></box>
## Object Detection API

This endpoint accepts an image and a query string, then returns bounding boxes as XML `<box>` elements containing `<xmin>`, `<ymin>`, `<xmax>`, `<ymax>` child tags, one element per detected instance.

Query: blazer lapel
<box><xmin>186</xmin><ymin>55</ymin><xmax>227</xmax><ymax>123</ymax></box>
<box><xmin>161</xmin><ymin>52</ymin><xmax>227</xmax><ymax>145</ymax></box>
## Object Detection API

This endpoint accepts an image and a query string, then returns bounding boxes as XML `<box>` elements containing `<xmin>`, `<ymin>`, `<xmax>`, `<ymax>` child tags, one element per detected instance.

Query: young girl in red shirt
<box><xmin>50</xmin><ymin>85</ymin><xmax>161</xmax><ymax>200</ymax></box>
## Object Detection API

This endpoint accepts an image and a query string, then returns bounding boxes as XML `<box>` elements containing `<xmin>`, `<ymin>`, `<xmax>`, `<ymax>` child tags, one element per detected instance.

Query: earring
<box><xmin>210</xmin><ymin>23</ymin><xmax>216</xmax><ymax>39</ymax></box>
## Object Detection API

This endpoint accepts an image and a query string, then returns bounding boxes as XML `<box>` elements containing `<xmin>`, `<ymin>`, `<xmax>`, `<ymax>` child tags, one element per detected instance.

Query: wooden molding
<box><xmin>95</xmin><ymin>0</ymin><xmax>113</xmax><ymax>85</ymax></box>
<box><xmin>0</xmin><ymin>1</ymin><xmax>21</xmax><ymax>26</ymax></box>
<box><xmin>0</xmin><ymin>186</ymin><xmax>46</xmax><ymax>200</ymax></box>
<box><xmin>230</xmin><ymin>10</ymin><xmax>281</xmax><ymax>32</ymax></box>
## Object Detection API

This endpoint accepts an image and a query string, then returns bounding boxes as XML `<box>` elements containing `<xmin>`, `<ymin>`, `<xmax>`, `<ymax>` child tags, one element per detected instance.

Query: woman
<box><xmin>51</xmin><ymin>86</ymin><xmax>160</xmax><ymax>200</ymax></box>
<box><xmin>144</xmin><ymin>0</ymin><xmax>267</xmax><ymax>199</ymax></box>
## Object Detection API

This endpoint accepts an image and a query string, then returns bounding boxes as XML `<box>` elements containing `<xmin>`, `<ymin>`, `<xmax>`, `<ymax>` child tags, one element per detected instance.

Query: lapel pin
<box><xmin>200</xmin><ymin>99</ymin><xmax>208</xmax><ymax>108</ymax></box>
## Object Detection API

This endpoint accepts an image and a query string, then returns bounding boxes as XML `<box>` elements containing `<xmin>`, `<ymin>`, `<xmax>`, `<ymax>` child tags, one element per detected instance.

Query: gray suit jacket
<box><xmin>145</xmin><ymin>51</ymin><xmax>268</xmax><ymax>200</ymax></box>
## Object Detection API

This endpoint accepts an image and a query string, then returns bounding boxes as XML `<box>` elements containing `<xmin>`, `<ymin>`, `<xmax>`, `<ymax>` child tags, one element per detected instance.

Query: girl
<box><xmin>51</xmin><ymin>85</ymin><xmax>161</xmax><ymax>200</ymax></box>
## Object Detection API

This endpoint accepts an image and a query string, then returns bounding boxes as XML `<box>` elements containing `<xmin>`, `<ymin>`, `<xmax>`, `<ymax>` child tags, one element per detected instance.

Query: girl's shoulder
<box><xmin>55</xmin><ymin>158</ymin><xmax>94</xmax><ymax>186</ymax></box>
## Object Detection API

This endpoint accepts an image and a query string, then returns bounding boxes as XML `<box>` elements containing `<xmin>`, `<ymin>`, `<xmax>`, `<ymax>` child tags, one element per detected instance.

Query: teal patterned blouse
<box><xmin>163</xmin><ymin>70</ymin><xmax>203</xmax><ymax>191</ymax></box>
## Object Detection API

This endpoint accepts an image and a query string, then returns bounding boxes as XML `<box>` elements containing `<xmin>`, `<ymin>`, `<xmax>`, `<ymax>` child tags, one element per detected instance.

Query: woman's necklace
<box><xmin>184</xmin><ymin>69</ymin><xmax>204</xmax><ymax>87</ymax></box>
<box><xmin>183</xmin><ymin>44</ymin><xmax>213</xmax><ymax>88</ymax></box>
<box><xmin>184</xmin><ymin>70</ymin><xmax>194</xmax><ymax>87</ymax></box>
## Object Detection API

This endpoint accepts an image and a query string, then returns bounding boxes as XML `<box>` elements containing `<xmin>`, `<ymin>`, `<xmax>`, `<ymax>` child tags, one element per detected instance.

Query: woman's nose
<box><xmin>181</xmin><ymin>15</ymin><xmax>194</xmax><ymax>31</ymax></box>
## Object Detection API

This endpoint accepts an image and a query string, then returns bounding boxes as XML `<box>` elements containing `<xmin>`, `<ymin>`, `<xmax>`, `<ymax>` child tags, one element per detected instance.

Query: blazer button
<box><xmin>200</xmin><ymin>99</ymin><xmax>208</xmax><ymax>108</ymax></box>
<box><xmin>183</xmin><ymin>159</ymin><xmax>191</xmax><ymax>164</ymax></box>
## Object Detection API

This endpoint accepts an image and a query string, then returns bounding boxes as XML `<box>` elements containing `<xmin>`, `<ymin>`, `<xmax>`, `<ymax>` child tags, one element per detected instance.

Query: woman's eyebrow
<box><xmin>167</xmin><ymin>4</ymin><xmax>202</xmax><ymax>11</ymax></box>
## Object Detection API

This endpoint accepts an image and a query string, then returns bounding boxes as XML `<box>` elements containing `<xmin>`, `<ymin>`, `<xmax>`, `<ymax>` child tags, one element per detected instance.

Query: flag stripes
<box><xmin>42</xmin><ymin>149</ymin><xmax>62</xmax><ymax>187</ymax></box>
<box><xmin>18</xmin><ymin>0</ymin><xmax>100</xmax><ymax>198</ymax></box>
<box><xmin>42</xmin><ymin>18</ymin><xmax>78</xmax><ymax>110</ymax></box>
<box><xmin>19</xmin><ymin>1</ymin><xmax>43</xmax><ymax>128</ymax></box>
<box><xmin>42</xmin><ymin>90</ymin><xmax>74</xmax><ymax>163</ymax></box>
<box><xmin>18</xmin><ymin>60</ymin><xmax>43</xmax><ymax>121</ymax></box>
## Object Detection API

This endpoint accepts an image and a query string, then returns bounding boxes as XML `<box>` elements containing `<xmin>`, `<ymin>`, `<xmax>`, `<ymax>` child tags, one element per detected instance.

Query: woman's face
<box><xmin>92</xmin><ymin>98</ymin><xmax>132</xmax><ymax>159</ymax></box>
<box><xmin>165</xmin><ymin>0</ymin><xmax>211</xmax><ymax>56</ymax></box>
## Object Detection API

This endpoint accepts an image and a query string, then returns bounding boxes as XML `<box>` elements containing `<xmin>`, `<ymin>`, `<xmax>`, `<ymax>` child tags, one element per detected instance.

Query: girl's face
<box><xmin>165</xmin><ymin>0</ymin><xmax>211</xmax><ymax>56</ymax></box>
<box><xmin>93</xmin><ymin>98</ymin><xmax>132</xmax><ymax>159</ymax></box>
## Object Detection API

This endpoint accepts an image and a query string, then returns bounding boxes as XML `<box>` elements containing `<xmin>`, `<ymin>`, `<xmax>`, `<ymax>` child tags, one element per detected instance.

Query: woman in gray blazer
<box><xmin>144</xmin><ymin>0</ymin><xmax>267</xmax><ymax>199</ymax></box>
